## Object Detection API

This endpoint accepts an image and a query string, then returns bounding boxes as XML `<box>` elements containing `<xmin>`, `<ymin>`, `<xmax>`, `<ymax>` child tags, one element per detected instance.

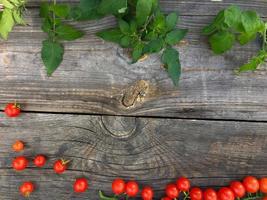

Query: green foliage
<box><xmin>0</xmin><ymin>0</ymin><xmax>26</xmax><ymax>40</ymax></box>
<box><xmin>203</xmin><ymin>5</ymin><xmax>267</xmax><ymax>72</ymax></box>
<box><xmin>96</xmin><ymin>0</ymin><xmax>187</xmax><ymax>86</ymax></box>
<box><xmin>40</xmin><ymin>1</ymin><xmax>84</xmax><ymax>76</ymax></box>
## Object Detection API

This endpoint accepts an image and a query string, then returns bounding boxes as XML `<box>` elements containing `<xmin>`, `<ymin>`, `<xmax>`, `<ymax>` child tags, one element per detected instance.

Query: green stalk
<box><xmin>53</xmin><ymin>0</ymin><xmax>56</xmax><ymax>42</ymax></box>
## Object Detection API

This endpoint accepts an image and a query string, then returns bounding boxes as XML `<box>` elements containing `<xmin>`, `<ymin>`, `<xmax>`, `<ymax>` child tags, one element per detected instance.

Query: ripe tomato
<box><xmin>260</xmin><ymin>178</ymin><xmax>267</xmax><ymax>193</ymax></box>
<box><xmin>53</xmin><ymin>159</ymin><xmax>69</xmax><ymax>174</ymax></box>
<box><xmin>126</xmin><ymin>181</ymin><xmax>139</xmax><ymax>197</ymax></box>
<box><xmin>165</xmin><ymin>184</ymin><xmax>179</xmax><ymax>199</ymax></box>
<box><xmin>4</xmin><ymin>103</ymin><xmax>21</xmax><ymax>117</ymax></box>
<box><xmin>176</xmin><ymin>177</ymin><xmax>191</xmax><ymax>191</ymax></box>
<box><xmin>73</xmin><ymin>178</ymin><xmax>88</xmax><ymax>193</ymax></box>
<box><xmin>34</xmin><ymin>155</ymin><xmax>47</xmax><ymax>167</ymax></box>
<box><xmin>12</xmin><ymin>156</ymin><xmax>28</xmax><ymax>171</ymax></box>
<box><xmin>20</xmin><ymin>182</ymin><xmax>34</xmax><ymax>197</ymax></box>
<box><xmin>190</xmin><ymin>187</ymin><xmax>203</xmax><ymax>200</ymax></box>
<box><xmin>12</xmin><ymin>140</ymin><xmax>24</xmax><ymax>152</ymax></box>
<box><xmin>203</xmin><ymin>188</ymin><xmax>217</xmax><ymax>200</ymax></box>
<box><xmin>161</xmin><ymin>197</ymin><xmax>172</xmax><ymax>200</ymax></box>
<box><xmin>243</xmin><ymin>176</ymin><xmax>259</xmax><ymax>193</ymax></box>
<box><xmin>230</xmin><ymin>181</ymin><xmax>246</xmax><ymax>198</ymax></box>
<box><xmin>112</xmin><ymin>178</ymin><xmax>125</xmax><ymax>195</ymax></box>
<box><xmin>141</xmin><ymin>186</ymin><xmax>154</xmax><ymax>200</ymax></box>
<box><xmin>262</xmin><ymin>197</ymin><xmax>267</xmax><ymax>200</ymax></box>
<box><xmin>217</xmin><ymin>187</ymin><xmax>235</xmax><ymax>200</ymax></box>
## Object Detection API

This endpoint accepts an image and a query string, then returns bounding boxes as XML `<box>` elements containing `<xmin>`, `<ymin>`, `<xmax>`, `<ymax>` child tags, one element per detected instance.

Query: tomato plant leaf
<box><xmin>98</xmin><ymin>0</ymin><xmax>127</xmax><ymax>15</ymax></box>
<box><xmin>165</xmin><ymin>29</ymin><xmax>188</xmax><ymax>45</ymax></box>
<box><xmin>99</xmin><ymin>191</ymin><xmax>118</xmax><ymax>200</ymax></box>
<box><xmin>41</xmin><ymin>40</ymin><xmax>64</xmax><ymax>76</ymax></box>
<box><xmin>162</xmin><ymin>47</ymin><xmax>181</xmax><ymax>86</ymax></box>
<box><xmin>209</xmin><ymin>31</ymin><xmax>235</xmax><ymax>54</ymax></box>
<box><xmin>136</xmin><ymin>0</ymin><xmax>153</xmax><ymax>27</ymax></box>
<box><xmin>0</xmin><ymin>9</ymin><xmax>14</xmax><ymax>40</ymax></box>
<box><xmin>166</xmin><ymin>12</ymin><xmax>178</xmax><ymax>31</ymax></box>
<box><xmin>49</xmin><ymin>4</ymin><xmax>70</xmax><ymax>18</ymax></box>
<box><xmin>56</xmin><ymin>24</ymin><xmax>84</xmax><ymax>41</ymax></box>
<box><xmin>97</xmin><ymin>28</ymin><xmax>123</xmax><ymax>43</ymax></box>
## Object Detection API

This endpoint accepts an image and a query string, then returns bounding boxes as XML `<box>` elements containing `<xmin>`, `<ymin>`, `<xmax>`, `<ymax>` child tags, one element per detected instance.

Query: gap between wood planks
<box><xmin>2</xmin><ymin>109</ymin><xmax>267</xmax><ymax>124</ymax></box>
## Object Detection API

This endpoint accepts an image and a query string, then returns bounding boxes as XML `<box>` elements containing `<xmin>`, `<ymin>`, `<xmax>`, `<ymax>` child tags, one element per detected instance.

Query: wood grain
<box><xmin>0</xmin><ymin>1</ymin><xmax>267</xmax><ymax>120</ymax></box>
<box><xmin>0</xmin><ymin>112</ymin><xmax>267</xmax><ymax>199</ymax></box>
<box><xmin>0</xmin><ymin>6</ymin><xmax>267</xmax><ymax>120</ymax></box>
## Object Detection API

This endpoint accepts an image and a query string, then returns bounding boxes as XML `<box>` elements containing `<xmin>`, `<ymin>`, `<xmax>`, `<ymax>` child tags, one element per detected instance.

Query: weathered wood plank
<box><xmin>0</xmin><ymin>113</ymin><xmax>267</xmax><ymax>199</ymax></box>
<box><xmin>25</xmin><ymin>0</ymin><xmax>267</xmax><ymax>17</ymax></box>
<box><xmin>0</xmin><ymin>3</ymin><xmax>267</xmax><ymax>120</ymax></box>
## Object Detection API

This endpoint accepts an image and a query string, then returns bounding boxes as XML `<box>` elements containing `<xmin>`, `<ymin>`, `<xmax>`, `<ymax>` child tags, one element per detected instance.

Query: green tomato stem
<box><xmin>53</xmin><ymin>0</ymin><xmax>56</xmax><ymax>42</ymax></box>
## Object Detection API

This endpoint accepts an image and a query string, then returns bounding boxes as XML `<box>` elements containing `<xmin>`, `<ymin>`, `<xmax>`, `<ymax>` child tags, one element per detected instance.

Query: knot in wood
<box><xmin>121</xmin><ymin>80</ymin><xmax>149</xmax><ymax>108</ymax></box>
<box><xmin>100</xmin><ymin>116</ymin><xmax>137</xmax><ymax>139</ymax></box>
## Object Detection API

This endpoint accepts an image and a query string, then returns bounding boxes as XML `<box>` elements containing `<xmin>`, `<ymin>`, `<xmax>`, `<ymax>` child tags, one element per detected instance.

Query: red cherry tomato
<box><xmin>4</xmin><ymin>103</ymin><xmax>21</xmax><ymax>117</ymax></box>
<box><xmin>260</xmin><ymin>178</ymin><xmax>267</xmax><ymax>193</ymax></box>
<box><xmin>141</xmin><ymin>186</ymin><xmax>154</xmax><ymax>200</ymax></box>
<box><xmin>34</xmin><ymin>155</ymin><xmax>47</xmax><ymax>167</ymax></box>
<box><xmin>20</xmin><ymin>182</ymin><xmax>34</xmax><ymax>197</ymax></box>
<box><xmin>53</xmin><ymin>159</ymin><xmax>69</xmax><ymax>174</ymax></box>
<box><xmin>243</xmin><ymin>176</ymin><xmax>259</xmax><ymax>193</ymax></box>
<box><xmin>161</xmin><ymin>197</ymin><xmax>172</xmax><ymax>200</ymax></box>
<box><xmin>190</xmin><ymin>187</ymin><xmax>203</xmax><ymax>200</ymax></box>
<box><xmin>165</xmin><ymin>184</ymin><xmax>179</xmax><ymax>199</ymax></box>
<box><xmin>217</xmin><ymin>187</ymin><xmax>235</xmax><ymax>200</ymax></box>
<box><xmin>176</xmin><ymin>177</ymin><xmax>191</xmax><ymax>191</ymax></box>
<box><xmin>230</xmin><ymin>181</ymin><xmax>246</xmax><ymax>198</ymax></box>
<box><xmin>12</xmin><ymin>140</ymin><xmax>24</xmax><ymax>152</ymax></box>
<box><xmin>203</xmin><ymin>188</ymin><xmax>217</xmax><ymax>200</ymax></box>
<box><xmin>112</xmin><ymin>178</ymin><xmax>126</xmax><ymax>195</ymax></box>
<box><xmin>12</xmin><ymin>156</ymin><xmax>28</xmax><ymax>171</ymax></box>
<box><xmin>73</xmin><ymin>178</ymin><xmax>88</xmax><ymax>193</ymax></box>
<box><xmin>262</xmin><ymin>197</ymin><xmax>267</xmax><ymax>200</ymax></box>
<box><xmin>126</xmin><ymin>181</ymin><xmax>139</xmax><ymax>197</ymax></box>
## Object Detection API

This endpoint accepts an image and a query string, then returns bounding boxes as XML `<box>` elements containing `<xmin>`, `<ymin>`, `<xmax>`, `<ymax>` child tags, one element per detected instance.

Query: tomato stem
<box><xmin>241</xmin><ymin>193</ymin><xmax>264</xmax><ymax>200</ymax></box>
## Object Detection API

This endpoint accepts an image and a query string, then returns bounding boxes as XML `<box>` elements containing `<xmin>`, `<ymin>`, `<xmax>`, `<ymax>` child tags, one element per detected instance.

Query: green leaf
<box><xmin>98</xmin><ymin>0</ymin><xmax>127</xmax><ymax>15</ymax></box>
<box><xmin>41</xmin><ymin>18</ymin><xmax>52</xmax><ymax>33</ymax></box>
<box><xmin>0</xmin><ymin>9</ymin><xmax>15</xmax><ymax>40</ymax></box>
<box><xmin>209</xmin><ymin>31</ymin><xmax>235</xmax><ymax>54</ymax></box>
<box><xmin>151</xmin><ymin>11</ymin><xmax>166</xmax><ymax>34</ymax></box>
<box><xmin>1</xmin><ymin>0</ymin><xmax>14</xmax><ymax>9</ymax></box>
<box><xmin>136</xmin><ymin>0</ymin><xmax>153</xmax><ymax>27</ymax></box>
<box><xmin>241</xmin><ymin>10</ymin><xmax>263</xmax><ymax>34</ymax></box>
<box><xmin>238</xmin><ymin>51</ymin><xmax>267</xmax><ymax>72</ymax></box>
<box><xmin>120</xmin><ymin>35</ymin><xmax>131</xmax><ymax>47</ymax></box>
<box><xmin>202</xmin><ymin>10</ymin><xmax>225</xmax><ymax>35</ymax></box>
<box><xmin>41</xmin><ymin>40</ymin><xmax>64</xmax><ymax>76</ymax></box>
<box><xmin>50</xmin><ymin>4</ymin><xmax>70</xmax><ymax>18</ymax></box>
<box><xmin>144</xmin><ymin>38</ymin><xmax>164</xmax><ymax>53</ymax></box>
<box><xmin>99</xmin><ymin>191</ymin><xmax>118</xmax><ymax>200</ymax></box>
<box><xmin>132</xmin><ymin>42</ymin><xmax>144</xmax><ymax>63</ymax></box>
<box><xmin>12</xmin><ymin>9</ymin><xmax>25</xmax><ymax>25</ymax></box>
<box><xmin>56</xmin><ymin>24</ymin><xmax>84</xmax><ymax>41</ymax></box>
<box><xmin>166</xmin><ymin>12</ymin><xmax>178</xmax><ymax>31</ymax></box>
<box><xmin>224</xmin><ymin>5</ymin><xmax>242</xmax><ymax>31</ymax></box>
<box><xmin>118</xmin><ymin>19</ymin><xmax>130</xmax><ymax>34</ymax></box>
<box><xmin>69</xmin><ymin>0</ymin><xmax>103</xmax><ymax>20</ymax></box>
<box><xmin>165</xmin><ymin>29</ymin><xmax>188</xmax><ymax>45</ymax></box>
<box><xmin>162</xmin><ymin>47</ymin><xmax>181</xmax><ymax>86</ymax></box>
<box><xmin>238</xmin><ymin>32</ymin><xmax>257</xmax><ymax>45</ymax></box>
<box><xmin>40</xmin><ymin>2</ymin><xmax>50</xmax><ymax>18</ymax></box>
<box><xmin>97</xmin><ymin>28</ymin><xmax>123</xmax><ymax>43</ymax></box>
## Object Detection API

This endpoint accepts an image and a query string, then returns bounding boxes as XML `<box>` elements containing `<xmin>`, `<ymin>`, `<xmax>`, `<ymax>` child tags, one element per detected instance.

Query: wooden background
<box><xmin>0</xmin><ymin>0</ymin><xmax>267</xmax><ymax>199</ymax></box>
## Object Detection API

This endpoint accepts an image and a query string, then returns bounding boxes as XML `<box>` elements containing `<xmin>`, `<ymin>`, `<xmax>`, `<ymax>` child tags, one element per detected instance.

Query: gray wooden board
<box><xmin>0</xmin><ymin>1</ymin><xmax>267</xmax><ymax>120</ymax></box>
<box><xmin>0</xmin><ymin>113</ymin><xmax>267</xmax><ymax>199</ymax></box>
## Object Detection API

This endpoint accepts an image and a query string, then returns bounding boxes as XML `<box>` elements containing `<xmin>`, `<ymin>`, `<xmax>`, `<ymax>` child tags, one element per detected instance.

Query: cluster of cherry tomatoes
<box><xmin>4</xmin><ymin>102</ymin><xmax>267</xmax><ymax>199</ymax></box>
<box><xmin>5</xmin><ymin>103</ymin><xmax>90</xmax><ymax>196</ymax></box>
<box><xmin>101</xmin><ymin>176</ymin><xmax>267</xmax><ymax>200</ymax></box>
<box><xmin>12</xmin><ymin>140</ymin><xmax>89</xmax><ymax>196</ymax></box>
